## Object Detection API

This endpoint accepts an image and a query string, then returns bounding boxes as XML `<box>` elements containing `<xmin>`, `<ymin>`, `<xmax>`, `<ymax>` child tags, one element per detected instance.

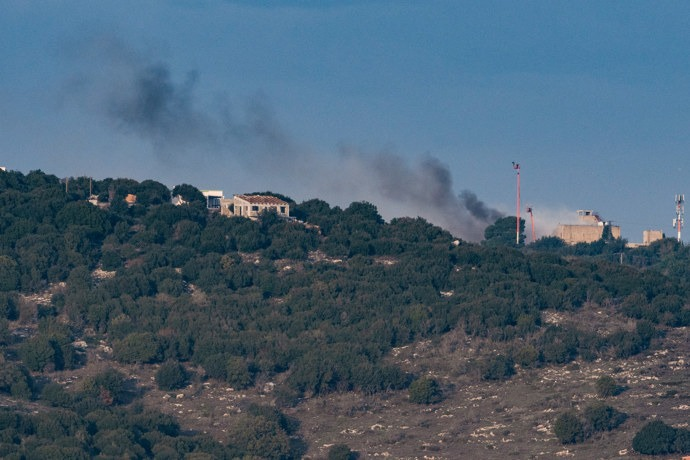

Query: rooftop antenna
<box><xmin>673</xmin><ymin>194</ymin><xmax>684</xmax><ymax>242</ymax></box>
<box><xmin>512</xmin><ymin>162</ymin><xmax>521</xmax><ymax>245</ymax></box>
<box><xmin>526</xmin><ymin>206</ymin><xmax>536</xmax><ymax>243</ymax></box>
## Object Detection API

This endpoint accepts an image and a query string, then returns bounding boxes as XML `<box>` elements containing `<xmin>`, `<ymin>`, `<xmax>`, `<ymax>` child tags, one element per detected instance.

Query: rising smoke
<box><xmin>70</xmin><ymin>37</ymin><xmax>502</xmax><ymax>241</ymax></box>
<box><xmin>69</xmin><ymin>36</ymin><xmax>295</xmax><ymax>165</ymax></box>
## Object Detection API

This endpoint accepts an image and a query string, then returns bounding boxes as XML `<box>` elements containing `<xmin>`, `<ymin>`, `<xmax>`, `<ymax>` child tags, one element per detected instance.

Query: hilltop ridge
<box><xmin>0</xmin><ymin>169</ymin><xmax>688</xmax><ymax>458</ymax></box>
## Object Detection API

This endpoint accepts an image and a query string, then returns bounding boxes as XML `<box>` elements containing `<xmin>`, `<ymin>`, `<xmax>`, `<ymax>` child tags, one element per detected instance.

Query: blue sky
<box><xmin>2</xmin><ymin>1</ymin><xmax>690</xmax><ymax>242</ymax></box>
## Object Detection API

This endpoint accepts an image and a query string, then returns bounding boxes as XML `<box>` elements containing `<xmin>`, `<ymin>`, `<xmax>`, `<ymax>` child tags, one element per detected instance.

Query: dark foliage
<box><xmin>553</xmin><ymin>411</ymin><xmax>585</xmax><ymax>444</ymax></box>
<box><xmin>155</xmin><ymin>361</ymin><xmax>189</xmax><ymax>391</ymax></box>
<box><xmin>4</xmin><ymin>168</ymin><xmax>690</xmax><ymax>457</ymax></box>
<box><xmin>632</xmin><ymin>420</ymin><xmax>683</xmax><ymax>455</ymax></box>
<box><xmin>408</xmin><ymin>376</ymin><xmax>443</xmax><ymax>404</ymax></box>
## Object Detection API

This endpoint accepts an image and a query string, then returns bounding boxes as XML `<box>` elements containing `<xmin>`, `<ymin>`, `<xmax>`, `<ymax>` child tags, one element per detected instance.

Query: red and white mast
<box><xmin>674</xmin><ymin>194</ymin><xmax>684</xmax><ymax>242</ymax></box>
<box><xmin>513</xmin><ymin>162</ymin><xmax>521</xmax><ymax>245</ymax></box>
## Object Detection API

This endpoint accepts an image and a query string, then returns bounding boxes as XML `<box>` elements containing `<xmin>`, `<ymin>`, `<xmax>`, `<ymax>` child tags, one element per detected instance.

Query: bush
<box><xmin>0</xmin><ymin>362</ymin><xmax>33</xmax><ymax>399</ymax></box>
<box><xmin>80</xmin><ymin>369</ymin><xmax>126</xmax><ymax>406</ymax></box>
<box><xmin>582</xmin><ymin>402</ymin><xmax>627</xmax><ymax>432</ymax></box>
<box><xmin>328</xmin><ymin>443</ymin><xmax>358</xmax><ymax>460</ymax></box>
<box><xmin>595</xmin><ymin>374</ymin><xmax>622</xmax><ymax>397</ymax></box>
<box><xmin>632</xmin><ymin>420</ymin><xmax>677</xmax><ymax>455</ymax></box>
<box><xmin>408</xmin><ymin>376</ymin><xmax>442</xmax><ymax>405</ymax></box>
<box><xmin>480</xmin><ymin>354</ymin><xmax>515</xmax><ymax>381</ymax></box>
<box><xmin>113</xmin><ymin>332</ymin><xmax>162</xmax><ymax>364</ymax></box>
<box><xmin>226</xmin><ymin>357</ymin><xmax>253</xmax><ymax>390</ymax></box>
<box><xmin>553</xmin><ymin>411</ymin><xmax>585</xmax><ymax>444</ymax></box>
<box><xmin>155</xmin><ymin>361</ymin><xmax>188</xmax><ymax>391</ymax></box>
<box><xmin>41</xmin><ymin>382</ymin><xmax>73</xmax><ymax>407</ymax></box>
<box><xmin>229</xmin><ymin>414</ymin><xmax>291</xmax><ymax>459</ymax></box>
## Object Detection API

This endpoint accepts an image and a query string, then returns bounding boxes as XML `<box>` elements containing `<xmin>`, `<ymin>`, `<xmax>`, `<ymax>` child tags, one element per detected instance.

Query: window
<box><xmin>251</xmin><ymin>205</ymin><xmax>259</xmax><ymax>212</ymax></box>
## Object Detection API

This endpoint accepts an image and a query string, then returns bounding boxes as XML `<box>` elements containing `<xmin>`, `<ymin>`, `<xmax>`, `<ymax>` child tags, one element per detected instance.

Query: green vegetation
<box><xmin>595</xmin><ymin>374</ymin><xmax>624</xmax><ymax>397</ymax></box>
<box><xmin>408</xmin><ymin>376</ymin><xmax>443</xmax><ymax>404</ymax></box>
<box><xmin>554</xmin><ymin>411</ymin><xmax>585</xmax><ymax>444</ymax></box>
<box><xmin>632</xmin><ymin>420</ymin><xmax>690</xmax><ymax>455</ymax></box>
<box><xmin>155</xmin><ymin>361</ymin><xmax>189</xmax><ymax>391</ymax></box>
<box><xmin>328</xmin><ymin>443</ymin><xmax>358</xmax><ymax>460</ymax></box>
<box><xmin>554</xmin><ymin>403</ymin><xmax>627</xmax><ymax>444</ymax></box>
<box><xmin>1</xmin><ymin>168</ymin><xmax>690</xmax><ymax>456</ymax></box>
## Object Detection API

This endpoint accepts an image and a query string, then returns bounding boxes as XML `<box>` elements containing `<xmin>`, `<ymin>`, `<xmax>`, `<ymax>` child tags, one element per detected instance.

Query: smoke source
<box><xmin>69</xmin><ymin>37</ymin><xmax>503</xmax><ymax>241</ymax></box>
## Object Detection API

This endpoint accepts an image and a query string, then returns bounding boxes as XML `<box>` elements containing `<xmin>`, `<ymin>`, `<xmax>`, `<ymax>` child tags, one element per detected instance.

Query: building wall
<box><xmin>643</xmin><ymin>230</ymin><xmax>664</xmax><ymax>245</ymax></box>
<box><xmin>231</xmin><ymin>195</ymin><xmax>290</xmax><ymax>219</ymax></box>
<box><xmin>555</xmin><ymin>224</ymin><xmax>621</xmax><ymax>245</ymax></box>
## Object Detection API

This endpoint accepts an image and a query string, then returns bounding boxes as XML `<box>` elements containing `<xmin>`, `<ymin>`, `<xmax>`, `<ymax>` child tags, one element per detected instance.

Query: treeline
<box><xmin>1</xmin><ymin>169</ymin><xmax>690</xmax><ymax>456</ymax></box>
<box><xmin>0</xmin><ymin>365</ymin><xmax>304</xmax><ymax>458</ymax></box>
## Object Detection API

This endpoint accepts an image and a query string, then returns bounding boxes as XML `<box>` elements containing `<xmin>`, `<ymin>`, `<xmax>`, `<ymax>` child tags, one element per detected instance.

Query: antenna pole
<box><xmin>674</xmin><ymin>194</ymin><xmax>685</xmax><ymax>242</ymax></box>
<box><xmin>513</xmin><ymin>162</ymin><xmax>521</xmax><ymax>245</ymax></box>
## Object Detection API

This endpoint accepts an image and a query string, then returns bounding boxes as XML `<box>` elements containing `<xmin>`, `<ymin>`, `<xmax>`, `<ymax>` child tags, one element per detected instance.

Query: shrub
<box><xmin>0</xmin><ymin>362</ymin><xmax>33</xmax><ymax>399</ymax></box>
<box><xmin>226</xmin><ymin>357</ymin><xmax>253</xmax><ymax>390</ymax></box>
<box><xmin>113</xmin><ymin>332</ymin><xmax>162</xmax><ymax>364</ymax></box>
<box><xmin>582</xmin><ymin>402</ymin><xmax>627</xmax><ymax>432</ymax></box>
<box><xmin>480</xmin><ymin>354</ymin><xmax>515</xmax><ymax>381</ymax></box>
<box><xmin>408</xmin><ymin>376</ymin><xmax>442</xmax><ymax>405</ymax></box>
<box><xmin>328</xmin><ymin>443</ymin><xmax>358</xmax><ymax>460</ymax></box>
<box><xmin>41</xmin><ymin>382</ymin><xmax>73</xmax><ymax>407</ymax></box>
<box><xmin>632</xmin><ymin>420</ymin><xmax>677</xmax><ymax>455</ymax></box>
<box><xmin>155</xmin><ymin>361</ymin><xmax>188</xmax><ymax>391</ymax></box>
<box><xmin>553</xmin><ymin>411</ymin><xmax>585</xmax><ymax>444</ymax></box>
<box><xmin>595</xmin><ymin>374</ymin><xmax>622</xmax><ymax>397</ymax></box>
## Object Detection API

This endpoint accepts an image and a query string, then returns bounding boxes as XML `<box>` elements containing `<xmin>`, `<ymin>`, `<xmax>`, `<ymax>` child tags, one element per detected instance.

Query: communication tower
<box><xmin>673</xmin><ymin>194</ymin><xmax>684</xmax><ymax>242</ymax></box>
<box><xmin>513</xmin><ymin>162</ymin><xmax>520</xmax><ymax>245</ymax></box>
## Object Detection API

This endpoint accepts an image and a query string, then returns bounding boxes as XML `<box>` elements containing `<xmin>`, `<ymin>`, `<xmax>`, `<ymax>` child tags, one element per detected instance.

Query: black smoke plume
<box><xmin>70</xmin><ymin>37</ymin><xmax>502</xmax><ymax>241</ymax></box>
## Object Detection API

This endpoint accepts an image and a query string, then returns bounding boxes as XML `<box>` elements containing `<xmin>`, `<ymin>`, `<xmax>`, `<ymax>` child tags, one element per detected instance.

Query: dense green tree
<box><xmin>113</xmin><ymin>332</ymin><xmax>162</xmax><ymax>364</ymax></box>
<box><xmin>328</xmin><ymin>443</ymin><xmax>358</xmax><ymax>460</ymax></box>
<box><xmin>632</xmin><ymin>420</ymin><xmax>678</xmax><ymax>455</ymax></box>
<box><xmin>230</xmin><ymin>414</ymin><xmax>292</xmax><ymax>459</ymax></box>
<box><xmin>553</xmin><ymin>411</ymin><xmax>585</xmax><ymax>444</ymax></box>
<box><xmin>583</xmin><ymin>402</ymin><xmax>627</xmax><ymax>433</ymax></box>
<box><xmin>155</xmin><ymin>361</ymin><xmax>188</xmax><ymax>391</ymax></box>
<box><xmin>408</xmin><ymin>376</ymin><xmax>442</xmax><ymax>404</ymax></box>
<box><xmin>0</xmin><ymin>362</ymin><xmax>33</xmax><ymax>398</ymax></box>
<box><xmin>595</xmin><ymin>375</ymin><xmax>623</xmax><ymax>397</ymax></box>
<box><xmin>0</xmin><ymin>256</ymin><xmax>19</xmax><ymax>291</ymax></box>
<box><xmin>484</xmin><ymin>216</ymin><xmax>525</xmax><ymax>247</ymax></box>
<box><xmin>480</xmin><ymin>354</ymin><xmax>515</xmax><ymax>381</ymax></box>
<box><xmin>20</xmin><ymin>335</ymin><xmax>57</xmax><ymax>372</ymax></box>
<box><xmin>226</xmin><ymin>356</ymin><xmax>254</xmax><ymax>389</ymax></box>
<box><xmin>172</xmin><ymin>183</ymin><xmax>206</xmax><ymax>205</ymax></box>
<box><xmin>80</xmin><ymin>368</ymin><xmax>127</xmax><ymax>406</ymax></box>
<box><xmin>41</xmin><ymin>382</ymin><xmax>74</xmax><ymax>407</ymax></box>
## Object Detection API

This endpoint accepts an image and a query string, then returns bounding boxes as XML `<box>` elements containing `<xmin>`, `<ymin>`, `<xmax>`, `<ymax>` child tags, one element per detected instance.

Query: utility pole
<box><xmin>513</xmin><ymin>162</ymin><xmax>521</xmax><ymax>245</ymax></box>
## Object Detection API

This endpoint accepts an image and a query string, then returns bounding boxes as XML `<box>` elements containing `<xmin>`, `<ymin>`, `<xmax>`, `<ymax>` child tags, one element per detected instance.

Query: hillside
<box><xmin>0</xmin><ymin>169</ymin><xmax>689</xmax><ymax>459</ymax></box>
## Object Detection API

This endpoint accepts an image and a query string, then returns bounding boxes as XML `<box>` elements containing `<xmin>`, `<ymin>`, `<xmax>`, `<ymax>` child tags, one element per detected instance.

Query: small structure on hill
<box><xmin>226</xmin><ymin>194</ymin><xmax>290</xmax><ymax>219</ymax></box>
<box><xmin>554</xmin><ymin>210</ymin><xmax>621</xmax><ymax>244</ymax></box>
<box><xmin>200</xmin><ymin>190</ymin><xmax>224</xmax><ymax>210</ymax></box>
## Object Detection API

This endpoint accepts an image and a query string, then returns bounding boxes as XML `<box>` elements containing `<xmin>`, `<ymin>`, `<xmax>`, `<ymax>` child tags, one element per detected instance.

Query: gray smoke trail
<box><xmin>459</xmin><ymin>190</ymin><xmax>504</xmax><ymax>222</ymax></box>
<box><xmin>329</xmin><ymin>148</ymin><xmax>503</xmax><ymax>241</ymax></box>
<box><xmin>69</xmin><ymin>36</ymin><xmax>294</xmax><ymax>163</ymax></box>
<box><xmin>69</xmin><ymin>37</ymin><xmax>501</xmax><ymax>241</ymax></box>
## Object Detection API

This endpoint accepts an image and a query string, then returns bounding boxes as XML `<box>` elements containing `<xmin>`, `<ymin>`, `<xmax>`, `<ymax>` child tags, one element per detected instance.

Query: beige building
<box><xmin>555</xmin><ymin>210</ymin><xmax>621</xmax><ymax>244</ymax></box>
<box><xmin>226</xmin><ymin>194</ymin><xmax>290</xmax><ymax>219</ymax></box>
<box><xmin>642</xmin><ymin>230</ymin><xmax>664</xmax><ymax>245</ymax></box>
